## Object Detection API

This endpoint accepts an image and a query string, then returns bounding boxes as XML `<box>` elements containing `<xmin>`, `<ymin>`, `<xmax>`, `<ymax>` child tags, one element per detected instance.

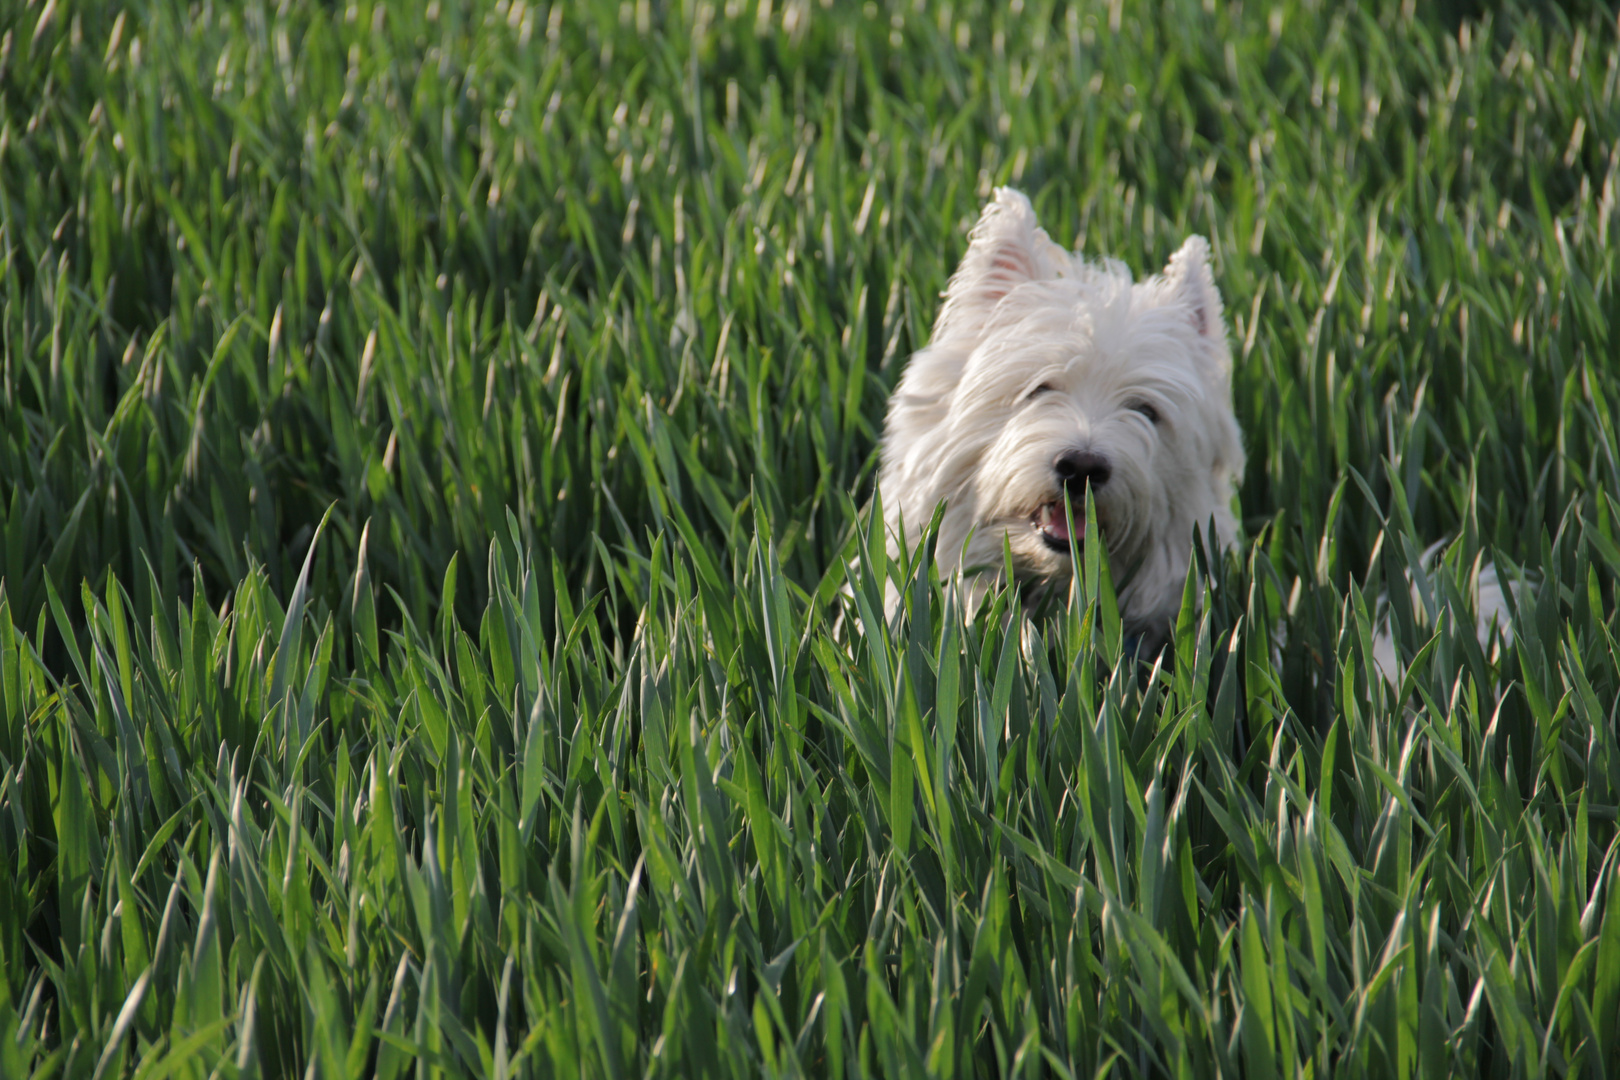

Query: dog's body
<box><xmin>877</xmin><ymin>186</ymin><xmax>1521</xmax><ymax>672</ymax></box>
<box><xmin>877</xmin><ymin>188</ymin><xmax>1243</xmax><ymax>648</ymax></box>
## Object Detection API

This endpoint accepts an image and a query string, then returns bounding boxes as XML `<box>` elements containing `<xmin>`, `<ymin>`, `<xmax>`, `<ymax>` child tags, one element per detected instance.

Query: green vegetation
<box><xmin>2</xmin><ymin>0</ymin><xmax>1619</xmax><ymax>1075</ymax></box>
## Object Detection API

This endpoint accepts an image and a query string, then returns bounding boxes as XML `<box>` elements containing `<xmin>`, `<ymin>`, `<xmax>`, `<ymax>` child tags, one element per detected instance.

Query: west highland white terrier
<box><xmin>877</xmin><ymin>186</ymin><xmax>1522</xmax><ymax>672</ymax></box>
<box><xmin>877</xmin><ymin>187</ymin><xmax>1243</xmax><ymax>649</ymax></box>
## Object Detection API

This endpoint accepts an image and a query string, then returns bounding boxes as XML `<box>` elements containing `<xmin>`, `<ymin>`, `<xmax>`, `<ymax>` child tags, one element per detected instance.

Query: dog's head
<box><xmin>879</xmin><ymin>187</ymin><xmax>1244</xmax><ymax>636</ymax></box>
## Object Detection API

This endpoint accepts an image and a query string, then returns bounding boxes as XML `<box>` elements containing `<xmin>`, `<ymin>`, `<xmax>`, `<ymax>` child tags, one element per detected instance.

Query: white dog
<box><xmin>877</xmin><ymin>186</ymin><xmax>1523</xmax><ymax>674</ymax></box>
<box><xmin>877</xmin><ymin>187</ymin><xmax>1244</xmax><ymax>648</ymax></box>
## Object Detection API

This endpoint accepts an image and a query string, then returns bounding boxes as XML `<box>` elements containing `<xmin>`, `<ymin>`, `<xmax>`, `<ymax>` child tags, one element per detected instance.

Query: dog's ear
<box><xmin>1164</xmin><ymin>236</ymin><xmax>1224</xmax><ymax>340</ymax></box>
<box><xmin>934</xmin><ymin>188</ymin><xmax>1052</xmax><ymax>339</ymax></box>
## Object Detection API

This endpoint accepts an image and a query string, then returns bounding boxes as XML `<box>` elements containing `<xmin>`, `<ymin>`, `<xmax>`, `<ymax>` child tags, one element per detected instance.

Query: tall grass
<box><xmin>1</xmin><ymin>0</ymin><xmax>1618</xmax><ymax>1075</ymax></box>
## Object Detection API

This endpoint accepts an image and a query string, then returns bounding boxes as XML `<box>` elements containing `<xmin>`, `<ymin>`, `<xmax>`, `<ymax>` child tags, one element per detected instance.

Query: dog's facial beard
<box><xmin>925</xmin><ymin>383</ymin><xmax>1192</xmax><ymax>635</ymax></box>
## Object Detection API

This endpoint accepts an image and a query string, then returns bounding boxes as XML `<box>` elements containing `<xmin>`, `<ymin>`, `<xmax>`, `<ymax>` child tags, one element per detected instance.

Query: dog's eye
<box><xmin>1129</xmin><ymin>401</ymin><xmax>1161</xmax><ymax>424</ymax></box>
<box><xmin>1025</xmin><ymin>382</ymin><xmax>1057</xmax><ymax>401</ymax></box>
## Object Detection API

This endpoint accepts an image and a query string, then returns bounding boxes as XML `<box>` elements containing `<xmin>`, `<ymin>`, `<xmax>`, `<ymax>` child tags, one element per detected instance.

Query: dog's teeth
<box><xmin>1037</xmin><ymin>502</ymin><xmax>1073</xmax><ymax>542</ymax></box>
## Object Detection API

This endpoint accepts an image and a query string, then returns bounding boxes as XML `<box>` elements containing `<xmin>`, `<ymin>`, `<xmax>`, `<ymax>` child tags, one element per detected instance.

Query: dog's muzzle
<box><xmin>1033</xmin><ymin>450</ymin><xmax>1111</xmax><ymax>553</ymax></box>
<box><xmin>1054</xmin><ymin>449</ymin><xmax>1112</xmax><ymax>492</ymax></box>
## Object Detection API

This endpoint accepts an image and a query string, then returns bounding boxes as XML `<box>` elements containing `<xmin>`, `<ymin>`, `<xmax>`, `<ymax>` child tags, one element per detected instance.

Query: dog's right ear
<box><xmin>1163</xmin><ymin>235</ymin><xmax>1225</xmax><ymax>343</ymax></box>
<box><xmin>933</xmin><ymin>188</ymin><xmax>1052</xmax><ymax>340</ymax></box>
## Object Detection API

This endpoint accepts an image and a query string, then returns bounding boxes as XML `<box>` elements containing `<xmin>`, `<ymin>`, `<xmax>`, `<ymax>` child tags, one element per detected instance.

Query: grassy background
<box><xmin>2</xmin><ymin>0</ymin><xmax>1620</xmax><ymax>1075</ymax></box>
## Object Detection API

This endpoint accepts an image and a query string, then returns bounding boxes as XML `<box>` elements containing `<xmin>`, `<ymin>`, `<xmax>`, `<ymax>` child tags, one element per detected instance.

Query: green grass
<box><xmin>2</xmin><ymin>0</ymin><xmax>1619</xmax><ymax>1075</ymax></box>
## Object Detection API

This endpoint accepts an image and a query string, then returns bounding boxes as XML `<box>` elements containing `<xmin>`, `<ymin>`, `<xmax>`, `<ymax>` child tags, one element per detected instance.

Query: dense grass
<box><xmin>2</xmin><ymin>0</ymin><xmax>1620</xmax><ymax>1075</ymax></box>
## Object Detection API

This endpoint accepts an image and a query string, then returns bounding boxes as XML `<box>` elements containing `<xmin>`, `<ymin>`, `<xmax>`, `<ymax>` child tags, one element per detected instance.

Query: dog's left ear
<box><xmin>1164</xmin><ymin>236</ymin><xmax>1224</xmax><ymax>341</ymax></box>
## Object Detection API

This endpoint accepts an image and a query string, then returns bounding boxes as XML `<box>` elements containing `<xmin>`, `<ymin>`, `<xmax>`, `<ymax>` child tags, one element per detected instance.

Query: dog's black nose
<box><xmin>1054</xmin><ymin>450</ymin><xmax>1111</xmax><ymax>492</ymax></box>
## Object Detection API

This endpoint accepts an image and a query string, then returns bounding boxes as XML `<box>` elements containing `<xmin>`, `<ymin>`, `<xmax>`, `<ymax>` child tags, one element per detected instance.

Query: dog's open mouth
<box><xmin>1033</xmin><ymin>502</ymin><xmax>1086</xmax><ymax>553</ymax></box>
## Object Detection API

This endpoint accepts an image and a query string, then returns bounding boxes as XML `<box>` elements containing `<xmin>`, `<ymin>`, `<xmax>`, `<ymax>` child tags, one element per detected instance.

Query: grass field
<box><xmin>2</xmin><ymin>0</ymin><xmax>1619</xmax><ymax>1075</ymax></box>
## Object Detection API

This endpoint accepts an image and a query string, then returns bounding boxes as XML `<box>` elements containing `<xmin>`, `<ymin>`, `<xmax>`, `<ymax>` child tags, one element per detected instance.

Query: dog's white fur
<box><xmin>878</xmin><ymin>188</ymin><xmax>1243</xmax><ymax>646</ymax></box>
<box><xmin>1371</xmin><ymin>547</ymin><xmax>1520</xmax><ymax>682</ymax></box>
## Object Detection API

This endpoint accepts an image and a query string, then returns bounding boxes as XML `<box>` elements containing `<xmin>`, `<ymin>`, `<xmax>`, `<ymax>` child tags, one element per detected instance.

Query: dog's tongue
<box><xmin>1041</xmin><ymin>502</ymin><xmax>1080</xmax><ymax>541</ymax></box>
